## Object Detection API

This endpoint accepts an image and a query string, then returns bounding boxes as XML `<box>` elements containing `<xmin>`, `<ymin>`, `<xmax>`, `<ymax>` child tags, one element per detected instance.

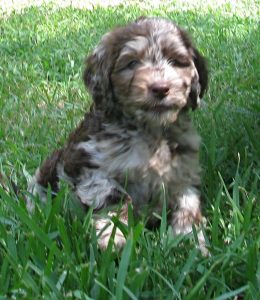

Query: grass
<box><xmin>0</xmin><ymin>0</ymin><xmax>259</xmax><ymax>299</ymax></box>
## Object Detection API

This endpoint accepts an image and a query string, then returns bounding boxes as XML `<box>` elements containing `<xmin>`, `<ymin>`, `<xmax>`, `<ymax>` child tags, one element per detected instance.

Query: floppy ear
<box><xmin>83</xmin><ymin>39</ymin><xmax>115</xmax><ymax>112</ymax></box>
<box><xmin>189</xmin><ymin>48</ymin><xmax>208</xmax><ymax>110</ymax></box>
<box><xmin>193</xmin><ymin>48</ymin><xmax>208</xmax><ymax>98</ymax></box>
<box><xmin>178</xmin><ymin>28</ymin><xmax>208</xmax><ymax>110</ymax></box>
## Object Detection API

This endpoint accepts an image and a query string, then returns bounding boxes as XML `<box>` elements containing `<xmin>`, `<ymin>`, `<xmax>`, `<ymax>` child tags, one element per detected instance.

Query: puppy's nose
<box><xmin>150</xmin><ymin>82</ymin><xmax>170</xmax><ymax>99</ymax></box>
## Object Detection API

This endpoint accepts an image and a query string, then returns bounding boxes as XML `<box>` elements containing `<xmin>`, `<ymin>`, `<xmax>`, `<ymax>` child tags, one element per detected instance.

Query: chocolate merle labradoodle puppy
<box><xmin>28</xmin><ymin>17</ymin><xmax>208</xmax><ymax>251</ymax></box>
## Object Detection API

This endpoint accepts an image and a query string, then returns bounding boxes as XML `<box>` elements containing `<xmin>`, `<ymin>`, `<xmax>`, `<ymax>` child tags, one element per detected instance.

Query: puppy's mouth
<box><xmin>141</xmin><ymin>103</ymin><xmax>177</xmax><ymax>113</ymax></box>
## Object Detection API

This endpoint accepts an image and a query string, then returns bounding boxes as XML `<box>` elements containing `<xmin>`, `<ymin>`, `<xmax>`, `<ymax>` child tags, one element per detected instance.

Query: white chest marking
<box><xmin>76</xmin><ymin>135</ymin><xmax>150</xmax><ymax>175</ymax></box>
<box><xmin>149</xmin><ymin>140</ymin><xmax>172</xmax><ymax>177</ymax></box>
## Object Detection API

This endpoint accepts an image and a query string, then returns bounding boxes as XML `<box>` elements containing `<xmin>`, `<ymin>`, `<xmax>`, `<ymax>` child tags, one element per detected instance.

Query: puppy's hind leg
<box><xmin>27</xmin><ymin>149</ymin><xmax>63</xmax><ymax>212</ymax></box>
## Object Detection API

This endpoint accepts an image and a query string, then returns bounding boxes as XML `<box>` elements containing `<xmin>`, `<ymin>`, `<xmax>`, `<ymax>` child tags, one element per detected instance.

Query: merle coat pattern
<box><xmin>28</xmin><ymin>17</ymin><xmax>208</xmax><ymax>251</ymax></box>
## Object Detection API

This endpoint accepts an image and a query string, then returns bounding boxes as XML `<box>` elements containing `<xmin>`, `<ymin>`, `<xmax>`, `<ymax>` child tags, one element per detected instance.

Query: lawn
<box><xmin>0</xmin><ymin>0</ymin><xmax>259</xmax><ymax>299</ymax></box>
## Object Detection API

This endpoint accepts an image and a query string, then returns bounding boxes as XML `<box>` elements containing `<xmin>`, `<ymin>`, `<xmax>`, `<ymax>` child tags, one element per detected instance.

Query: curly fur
<box><xmin>28</xmin><ymin>17</ymin><xmax>208</xmax><ymax>252</ymax></box>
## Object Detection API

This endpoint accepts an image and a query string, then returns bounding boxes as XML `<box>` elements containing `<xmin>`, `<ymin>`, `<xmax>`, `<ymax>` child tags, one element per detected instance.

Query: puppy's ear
<box><xmin>179</xmin><ymin>28</ymin><xmax>208</xmax><ymax>110</ymax></box>
<box><xmin>189</xmin><ymin>48</ymin><xmax>208</xmax><ymax>110</ymax></box>
<box><xmin>193</xmin><ymin>48</ymin><xmax>208</xmax><ymax>98</ymax></box>
<box><xmin>83</xmin><ymin>40</ymin><xmax>114</xmax><ymax>110</ymax></box>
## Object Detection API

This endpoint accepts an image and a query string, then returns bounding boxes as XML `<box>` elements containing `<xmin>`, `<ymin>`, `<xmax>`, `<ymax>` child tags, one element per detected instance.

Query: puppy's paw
<box><xmin>95</xmin><ymin>214</ymin><xmax>127</xmax><ymax>250</ymax></box>
<box><xmin>173</xmin><ymin>208</ymin><xmax>208</xmax><ymax>256</ymax></box>
<box><xmin>172</xmin><ymin>208</ymin><xmax>200</xmax><ymax>234</ymax></box>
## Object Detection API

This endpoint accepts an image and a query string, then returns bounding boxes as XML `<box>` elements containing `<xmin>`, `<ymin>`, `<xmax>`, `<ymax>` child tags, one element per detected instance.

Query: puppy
<box><xmin>28</xmin><ymin>17</ymin><xmax>208</xmax><ymax>251</ymax></box>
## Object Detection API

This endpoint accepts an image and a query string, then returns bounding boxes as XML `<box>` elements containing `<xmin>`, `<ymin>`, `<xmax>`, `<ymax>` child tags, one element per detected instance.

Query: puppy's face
<box><xmin>111</xmin><ymin>29</ymin><xmax>200</xmax><ymax>123</ymax></box>
<box><xmin>84</xmin><ymin>18</ymin><xmax>208</xmax><ymax>124</ymax></box>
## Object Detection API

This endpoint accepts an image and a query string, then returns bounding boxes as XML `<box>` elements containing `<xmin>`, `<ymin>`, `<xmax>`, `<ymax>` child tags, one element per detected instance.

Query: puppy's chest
<box><xmin>76</xmin><ymin>127</ymin><xmax>173</xmax><ymax>180</ymax></box>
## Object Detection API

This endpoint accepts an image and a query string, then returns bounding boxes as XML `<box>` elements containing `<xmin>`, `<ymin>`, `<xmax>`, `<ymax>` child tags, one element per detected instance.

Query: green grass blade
<box><xmin>150</xmin><ymin>268</ymin><xmax>180</xmax><ymax>299</ymax></box>
<box><xmin>185</xmin><ymin>259</ymin><xmax>223</xmax><ymax>300</ymax></box>
<box><xmin>0</xmin><ymin>190</ymin><xmax>60</xmax><ymax>255</ymax></box>
<box><xmin>215</xmin><ymin>285</ymin><xmax>248</xmax><ymax>300</ymax></box>
<box><xmin>115</xmin><ymin>233</ymin><xmax>133</xmax><ymax>300</ymax></box>
<box><xmin>174</xmin><ymin>248</ymin><xmax>198</xmax><ymax>292</ymax></box>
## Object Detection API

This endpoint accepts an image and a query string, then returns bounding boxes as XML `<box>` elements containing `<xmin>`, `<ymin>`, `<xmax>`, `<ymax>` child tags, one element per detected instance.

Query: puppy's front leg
<box><xmin>172</xmin><ymin>187</ymin><xmax>207</xmax><ymax>255</ymax></box>
<box><xmin>74</xmin><ymin>172</ymin><xmax>131</xmax><ymax>250</ymax></box>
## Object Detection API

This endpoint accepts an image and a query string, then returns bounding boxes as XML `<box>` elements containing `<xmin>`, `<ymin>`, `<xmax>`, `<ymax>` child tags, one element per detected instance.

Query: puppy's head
<box><xmin>84</xmin><ymin>17</ymin><xmax>208</xmax><ymax>123</ymax></box>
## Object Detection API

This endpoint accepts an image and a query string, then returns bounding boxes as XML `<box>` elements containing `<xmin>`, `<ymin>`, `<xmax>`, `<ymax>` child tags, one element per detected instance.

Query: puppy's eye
<box><xmin>126</xmin><ymin>60</ymin><xmax>139</xmax><ymax>69</ymax></box>
<box><xmin>116</xmin><ymin>59</ymin><xmax>140</xmax><ymax>72</ymax></box>
<box><xmin>169</xmin><ymin>58</ymin><xmax>190</xmax><ymax>68</ymax></box>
